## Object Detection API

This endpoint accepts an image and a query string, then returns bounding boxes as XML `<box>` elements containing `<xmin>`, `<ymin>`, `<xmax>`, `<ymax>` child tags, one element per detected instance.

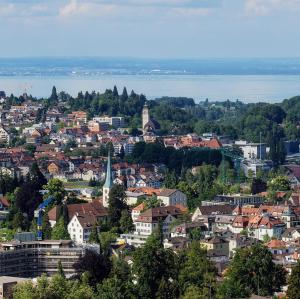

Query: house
<box><xmin>157</xmin><ymin>189</ymin><xmax>187</xmax><ymax>207</ymax></box>
<box><xmin>227</xmin><ymin>234</ymin><xmax>259</xmax><ymax>258</ymax></box>
<box><xmin>200</xmin><ymin>236</ymin><xmax>229</xmax><ymax>257</ymax></box>
<box><xmin>171</xmin><ymin>222</ymin><xmax>207</xmax><ymax>238</ymax></box>
<box><xmin>164</xmin><ymin>237</ymin><xmax>190</xmax><ymax>251</ymax></box>
<box><xmin>126</xmin><ymin>190</ymin><xmax>146</xmax><ymax>206</ymax></box>
<box><xmin>266</xmin><ymin>239</ymin><xmax>293</xmax><ymax>256</ymax></box>
<box><xmin>134</xmin><ymin>206</ymin><xmax>184</xmax><ymax>239</ymax></box>
<box><xmin>192</xmin><ymin>204</ymin><xmax>234</xmax><ymax>222</ymax></box>
<box><xmin>282</xmin><ymin>227</ymin><xmax>300</xmax><ymax>242</ymax></box>
<box><xmin>248</xmin><ymin>215</ymin><xmax>286</xmax><ymax>241</ymax></box>
<box><xmin>231</xmin><ymin>216</ymin><xmax>249</xmax><ymax>234</ymax></box>
<box><xmin>68</xmin><ymin>213</ymin><xmax>100</xmax><ymax>244</ymax></box>
<box><xmin>48</xmin><ymin>201</ymin><xmax>108</xmax><ymax>229</ymax></box>
<box><xmin>235</xmin><ymin>140</ymin><xmax>267</xmax><ymax>160</ymax></box>
<box><xmin>214</xmin><ymin>215</ymin><xmax>235</xmax><ymax>231</ymax></box>
<box><xmin>0</xmin><ymin>126</ymin><xmax>10</xmax><ymax>144</ymax></box>
<box><xmin>131</xmin><ymin>203</ymin><xmax>145</xmax><ymax>221</ymax></box>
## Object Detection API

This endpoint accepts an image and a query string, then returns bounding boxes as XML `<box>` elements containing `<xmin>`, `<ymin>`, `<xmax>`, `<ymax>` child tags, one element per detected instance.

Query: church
<box><xmin>142</xmin><ymin>104</ymin><xmax>160</xmax><ymax>134</ymax></box>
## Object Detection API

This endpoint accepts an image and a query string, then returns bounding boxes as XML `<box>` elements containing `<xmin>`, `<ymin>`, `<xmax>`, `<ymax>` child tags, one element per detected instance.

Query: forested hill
<box><xmin>4</xmin><ymin>86</ymin><xmax>300</xmax><ymax>142</ymax></box>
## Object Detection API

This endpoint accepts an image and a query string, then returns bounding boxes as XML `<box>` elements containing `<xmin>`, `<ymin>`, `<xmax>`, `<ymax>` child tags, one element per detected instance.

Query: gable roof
<box><xmin>136</xmin><ymin>205</ymin><xmax>183</xmax><ymax>223</ymax></box>
<box><xmin>158</xmin><ymin>189</ymin><xmax>178</xmax><ymax>197</ymax></box>
<box><xmin>198</xmin><ymin>204</ymin><xmax>234</xmax><ymax>216</ymax></box>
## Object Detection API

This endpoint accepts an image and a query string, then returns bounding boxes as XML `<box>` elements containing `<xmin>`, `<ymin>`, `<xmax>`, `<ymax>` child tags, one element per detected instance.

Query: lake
<box><xmin>1</xmin><ymin>57</ymin><xmax>300</xmax><ymax>102</ymax></box>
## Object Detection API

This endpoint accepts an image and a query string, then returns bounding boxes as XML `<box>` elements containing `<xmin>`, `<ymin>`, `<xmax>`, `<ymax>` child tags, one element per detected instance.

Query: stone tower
<box><xmin>142</xmin><ymin>104</ymin><xmax>150</xmax><ymax>130</ymax></box>
<box><xmin>102</xmin><ymin>151</ymin><xmax>113</xmax><ymax>208</ymax></box>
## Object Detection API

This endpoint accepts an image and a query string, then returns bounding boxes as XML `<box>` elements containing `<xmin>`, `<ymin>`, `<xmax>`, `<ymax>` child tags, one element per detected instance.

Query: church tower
<box><xmin>102</xmin><ymin>152</ymin><xmax>113</xmax><ymax>208</ymax></box>
<box><xmin>142</xmin><ymin>104</ymin><xmax>150</xmax><ymax>131</ymax></box>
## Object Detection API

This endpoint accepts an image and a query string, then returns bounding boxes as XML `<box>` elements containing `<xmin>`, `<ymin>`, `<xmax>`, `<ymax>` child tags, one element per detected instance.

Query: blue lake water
<box><xmin>1</xmin><ymin>58</ymin><xmax>300</xmax><ymax>102</ymax></box>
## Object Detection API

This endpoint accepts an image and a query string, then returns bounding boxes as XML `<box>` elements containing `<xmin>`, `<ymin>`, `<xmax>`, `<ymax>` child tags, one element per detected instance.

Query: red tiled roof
<box><xmin>266</xmin><ymin>239</ymin><xmax>286</xmax><ymax>249</ymax></box>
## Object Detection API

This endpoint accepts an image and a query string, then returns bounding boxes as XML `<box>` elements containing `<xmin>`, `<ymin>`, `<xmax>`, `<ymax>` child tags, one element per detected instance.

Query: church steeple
<box><xmin>104</xmin><ymin>151</ymin><xmax>113</xmax><ymax>188</ymax></box>
<box><xmin>103</xmin><ymin>151</ymin><xmax>113</xmax><ymax>207</ymax></box>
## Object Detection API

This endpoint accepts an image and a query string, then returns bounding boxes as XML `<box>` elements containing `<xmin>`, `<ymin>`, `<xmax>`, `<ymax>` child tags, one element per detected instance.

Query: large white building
<box><xmin>235</xmin><ymin>140</ymin><xmax>267</xmax><ymax>160</ymax></box>
<box><xmin>93</xmin><ymin>116</ymin><xmax>124</xmax><ymax>128</ymax></box>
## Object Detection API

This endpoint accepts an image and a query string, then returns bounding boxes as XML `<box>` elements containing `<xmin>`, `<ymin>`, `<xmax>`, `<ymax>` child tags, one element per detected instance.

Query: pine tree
<box><xmin>287</xmin><ymin>261</ymin><xmax>300</xmax><ymax>299</ymax></box>
<box><xmin>50</xmin><ymin>86</ymin><xmax>58</xmax><ymax>102</ymax></box>
<box><xmin>57</xmin><ymin>260</ymin><xmax>66</xmax><ymax>278</ymax></box>
<box><xmin>89</xmin><ymin>224</ymin><xmax>100</xmax><ymax>244</ymax></box>
<box><xmin>42</xmin><ymin>213</ymin><xmax>52</xmax><ymax>240</ymax></box>
<box><xmin>113</xmin><ymin>85</ymin><xmax>119</xmax><ymax>97</ymax></box>
<box><xmin>121</xmin><ymin>87</ymin><xmax>128</xmax><ymax>101</ymax></box>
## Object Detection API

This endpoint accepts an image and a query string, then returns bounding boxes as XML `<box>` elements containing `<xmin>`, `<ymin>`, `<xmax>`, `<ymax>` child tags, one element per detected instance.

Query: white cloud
<box><xmin>59</xmin><ymin>0</ymin><xmax>117</xmax><ymax>17</ymax></box>
<box><xmin>245</xmin><ymin>0</ymin><xmax>300</xmax><ymax>16</ymax></box>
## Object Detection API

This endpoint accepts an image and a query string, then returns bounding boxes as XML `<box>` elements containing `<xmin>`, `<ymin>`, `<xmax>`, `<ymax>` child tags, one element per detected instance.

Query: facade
<box><xmin>157</xmin><ymin>189</ymin><xmax>187</xmax><ymax>207</ymax></box>
<box><xmin>0</xmin><ymin>126</ymin><xmax>10</xmax><ymax>144</ymax></box>
<box><xmin>200</xmin><ymin>236</ymin><xmax>229</xmax><ymax>257</ymax></box>
<box><xmin>68</xmin><ymin>214</ymin><xmax>100</xmax><ymax>244</ymax></box>
<box><xmin>93</xmin><ymin>116</ymin><xmax>124</xmax><ymax>128</ymax></box>
<box><xmin>235</xmin><ymin>140</ymin><xmax>267</xmax><ymax>160</ymax></box>
<box><xmin>214</xmin><ymin>194</ymin><xmax>265</xmax><ymax>206</ymax></box>
<box><xmin>0</xmin><ymin>240</ymin><xmax>98</xmax><ymax>277</ymax></box>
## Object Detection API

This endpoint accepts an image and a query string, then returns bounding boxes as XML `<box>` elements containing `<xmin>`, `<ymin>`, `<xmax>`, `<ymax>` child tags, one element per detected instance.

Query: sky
<box><xmin>0</xmin><ymin>0</ymin><xmax>300</xmax><ymax>58</ymax></box>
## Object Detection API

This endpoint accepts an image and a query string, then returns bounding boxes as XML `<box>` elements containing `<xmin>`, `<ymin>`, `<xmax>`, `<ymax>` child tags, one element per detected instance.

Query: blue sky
<box><xmin>0</xmin><ymin>0</ymin><xmax>300</xmax><ymax>58</ymax></box>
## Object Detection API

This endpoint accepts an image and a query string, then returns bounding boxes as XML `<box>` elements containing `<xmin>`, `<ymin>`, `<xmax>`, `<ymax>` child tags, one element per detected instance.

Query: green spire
<box><xmin>104</xmin><ymin>151</ymin><xmax>113</xmax><ymax>188</ymax></box>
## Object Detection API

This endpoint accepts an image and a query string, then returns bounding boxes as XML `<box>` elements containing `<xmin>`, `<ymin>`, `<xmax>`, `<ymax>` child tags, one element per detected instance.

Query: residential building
<box><xmin>0</xmin><ymin>240</ymin><xmax>98</xmax><ymax>277</ymax></box>
<box><xmin>68</xmin><ymin>213</ymin><xmax>100</xmax><ymax>244</ymax></box>
<box><xmin>0</xmin><ymin>126</ymin><xmax>10</xmax><ymax>144</ymax></box>
<box><xmin>235</xmin><ymin>140</ymin><xmax>267</xmax><ymax>160</ymax></box>
<box><xmin>93</xmin><ymin>116</ymin><xmax>124</xmax><ymax>128</ymax></box>
<box><xmin>200</xmin><ymin>236</ymin><xmax>229</xmax><ymax>257</ymax></box>
<box><xmin>157</xmin><ymin>189</ymin><xmax>187</xmax><ymax>207</ymax></box>
<box><xmin>248</xmin><ymin>215</ymin><xmax>286</xmax><ymax>240</ymax></box>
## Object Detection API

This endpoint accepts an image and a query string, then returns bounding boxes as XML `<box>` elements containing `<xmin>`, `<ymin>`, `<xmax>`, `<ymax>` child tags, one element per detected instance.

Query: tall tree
<box><xmin>287</xmin><ymin>260</ymin><xmax>300</xmax><ymax>299</ymax></box>
<box><xmin>43</xmin><ymin>178</ymin><xmax>67</xmax><ymax>205</ymax></box>
<box><xmin>51</xmin><ymin>217</ymin><xmax>70</xmax><ymax>240</ymax></box>
<box><xmin>132</xmin><ymin>234</ymin><xmax>178</xmax><ymax>298</ymax></box>
<box><xmin>50</xmin><ymin>86</ymin><xmax>58</xmax><ymax>103</ymax></box>
<box><xmin>113</xmin><ymin>85</ymin><xmax>119</xmax><ymax>97</ymax></box>
<box><xmin>108</xmin><ymin>185</ymin><xmax>128</xmax><ymax>228</ymax></box>
<box><xmin>42</xmin><ymin>213</ymin><xmax>52</xmax><ymax>239</ymax></box>
<box><xmin>178</xmin><ymin>242</ymin><xmax>217</xmax><ymax>295</ymax></box>
<box><xmin>73</xmin><ymin>249</ymin><xmax>111</xmax><ymax>287</ymax></box>
<box><xmin>218</xmin><ymin>244</ymin><xmax>286</xmax><ymax>298</ymax></box>
<box><xmin>57</xmin><ymin>260</ymin><xmax>66</xmax><ymax>278</ymax></box>
<box><xmin>121</xmin><ymin>87</ymin><xmax>128</xmax><ymax>101</ymax></box>
<box><xmin>89</xmin><ymin>224</ymin><xmax>100</xmax><ymax>244</ymax></box>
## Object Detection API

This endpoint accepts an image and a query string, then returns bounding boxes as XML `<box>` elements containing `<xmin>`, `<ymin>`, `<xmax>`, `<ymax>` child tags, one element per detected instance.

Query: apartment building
<box><xmin>0</xmin><ymin>240</ymin><xmax>98</xmax><ymax>277</ymax></box>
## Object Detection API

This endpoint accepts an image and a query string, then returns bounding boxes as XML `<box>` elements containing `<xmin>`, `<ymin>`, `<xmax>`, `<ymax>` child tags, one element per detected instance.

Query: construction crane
<box><xmin>35</xmin><ymin>196</ymin><xmax>55</xmax><ymax>241</ymax></box>
<box><xmin>220</xmin><ymin>147</ymin><xmax>243</xmax><ymax>184</ymax></box>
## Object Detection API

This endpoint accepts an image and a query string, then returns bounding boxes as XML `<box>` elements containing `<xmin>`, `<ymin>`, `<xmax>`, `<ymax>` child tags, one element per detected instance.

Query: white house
<box><xmin>235</xmin><ymin>140</ymin><xmax>267</xmax><ymax>160</ymax></box>
<box><xmin>157</xmin><ymin>189</ymin><xmax>187</xmax><ymax>207</ymax></box>
<box><xmin>67</xmin><ymin>213</ymin><xmax>100</xmax><ymax>244</ymax></box>
<box><xmin>122</xmin><ymin>206</ymin><xmax>184</xmax><ymax>246</ymax></box>
<box><xmin>248</xmin><ymin>215</ymin><xmax>286</xmax><ymax>241</ymax></box>
<box><xmin>0</xmin><ymin>126</ymin><xmax>10</xmax><ymax>144</ymax></box>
